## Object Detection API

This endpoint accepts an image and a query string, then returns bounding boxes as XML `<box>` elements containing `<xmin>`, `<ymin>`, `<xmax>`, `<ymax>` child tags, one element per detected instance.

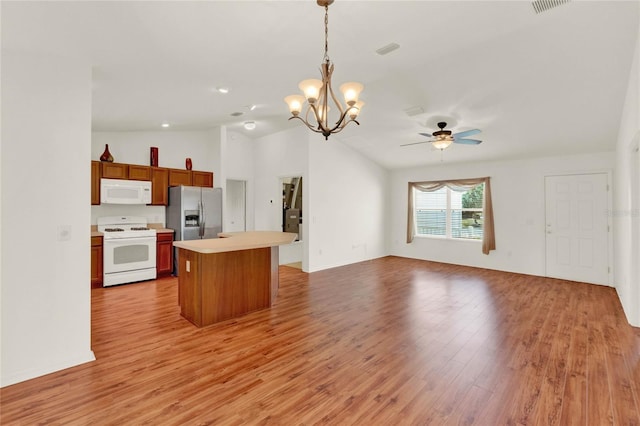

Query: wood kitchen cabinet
<box><xmin>128</xmin><ymin>164</ymin><xmax>151</xmax><ymax>181</ymax></box>
<box><xmin>91</xmin><ymin>235</ymin><xmax>103</xmax><ymax>288</ymax></box>
<box><xmin>169</xmin><ymin>169</ymin><xmax>192</xmax><ymax>186</ymax></box>
<box><xmin>156</xmin><ymin>231</ymin><xmax>174</xmax><ymax>278</ymax></box>
<box><xmin>150</xmin><ymin>167</ymin><xmax>169</xmax><ymax>205</ymax></box>
<box><xmin>192</xmin><ymin>171</ymin><xmax>214</xmax><ymax>187</ymax></box>
<box><xmin>91</xmin><ymin>161</ymin><xmax>101</xmax><ymax>205</ymax></box>
<box><xmin>101</xmin><ymin>162</ymin><xmax>129</xmax><ymax>179</ymax></box>
<box><xmin>90</xmin><ymin>160</ymin><xmax>215</xmax><ymax>206</ymax></box>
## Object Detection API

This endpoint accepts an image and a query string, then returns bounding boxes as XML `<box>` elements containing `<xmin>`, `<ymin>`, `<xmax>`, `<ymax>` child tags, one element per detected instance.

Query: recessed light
<box><xmin>243</xmin><ymin>121</ymin><xmax>256</xmax><ymax>130</ymax></box>
<box><xmin>161</xmin><ymin>123</ymin><xmax>170</xmax><ymax>128</ymax></box>
<box><xmin>216</xmin><ymin>86</ymin><xmax>230</xmax><ymax>94</ymax></box>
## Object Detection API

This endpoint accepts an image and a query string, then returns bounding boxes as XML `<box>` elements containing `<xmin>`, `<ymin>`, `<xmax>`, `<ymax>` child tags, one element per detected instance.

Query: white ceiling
<box><xmin>2</xmin><ymin>1</ymin><xmax>638</xmax><ymax>169</ymax></box>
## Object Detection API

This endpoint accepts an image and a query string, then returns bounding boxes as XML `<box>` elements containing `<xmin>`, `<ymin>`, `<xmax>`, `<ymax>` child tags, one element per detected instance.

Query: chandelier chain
<box><xmin>323</xmin><ymin>5</ymin><xmax>330</xmax><ymax>62</ymax></box>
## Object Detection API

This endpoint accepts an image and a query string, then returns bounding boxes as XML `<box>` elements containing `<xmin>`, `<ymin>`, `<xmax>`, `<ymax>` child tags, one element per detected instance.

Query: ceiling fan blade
<box><xmin>400</xmin><ymin>140</ymin><xmax>432</xmax><ymax>147</ymax></box>
<box><xmin>453</xmin><ymin>129</ymin><xmax>481</xmax><ymax>139</ymax></box>
<box><xmin>418</xmin><ymin>132</ymin><xmax>433</xmax><ymax>138</ymax></box>
<box><xmin>453</xmin><ymin>138</ymin><xmax>482</xmax><ymax>145</ymax></box>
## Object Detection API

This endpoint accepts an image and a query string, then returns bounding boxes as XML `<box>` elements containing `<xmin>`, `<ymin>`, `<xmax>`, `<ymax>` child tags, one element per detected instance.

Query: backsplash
<box><xmin>90</xmin><ymin>204</ymin><xmax>166</xmax><ymax>226</ymax></box>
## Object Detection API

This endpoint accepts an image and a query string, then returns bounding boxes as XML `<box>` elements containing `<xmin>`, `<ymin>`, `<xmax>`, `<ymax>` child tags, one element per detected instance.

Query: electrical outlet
<box><xmin>186</xmin><ymin>260</ymin><xmax>190</xmax><ymax>272</ymax></box>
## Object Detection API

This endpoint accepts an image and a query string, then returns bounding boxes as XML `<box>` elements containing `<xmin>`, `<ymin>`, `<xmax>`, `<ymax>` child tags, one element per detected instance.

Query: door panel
<box><xmin>226</xmin><ymin>180</ymin><xmax>246</xmax><ymax>232</ymax></box>
<box><xmin>545</xmin><ymin>173</ymin><xmax>609</xmax><ymax>285</ymax></box>
<box><xmin>202</xmin><ymin>187</ymin><xmax>222</xmax><ymax>238</ymax></box>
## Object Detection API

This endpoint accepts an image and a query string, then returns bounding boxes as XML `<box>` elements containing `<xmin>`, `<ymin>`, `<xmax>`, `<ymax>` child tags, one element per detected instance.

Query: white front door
<box><xmin>545</xmin><ymin>173</ymin><xmax>610</xmax><ymax>285</ymax></box>
<box><xmin>226</xmin><ymin>179</ymin><xmax>246</xmax><ymax>232</ymax></box>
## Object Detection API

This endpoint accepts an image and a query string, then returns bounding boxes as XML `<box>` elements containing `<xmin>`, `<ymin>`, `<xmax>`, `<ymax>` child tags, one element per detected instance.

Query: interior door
<box><xmin>226</xmin><ymin>179</ymin><xmax>246</xmax><ymax>232</ymax></box>
<box><xmin>545</xmin><ymin>173</ymin><xmax>609</xmax><ymax>285</ymax></box>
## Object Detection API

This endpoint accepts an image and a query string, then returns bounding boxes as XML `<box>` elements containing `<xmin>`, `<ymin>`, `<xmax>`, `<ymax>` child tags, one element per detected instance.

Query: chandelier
<box><xmin>284</xmin><ymin>0</ymin><xmax>364</xmax><ymax>140</ymax></box>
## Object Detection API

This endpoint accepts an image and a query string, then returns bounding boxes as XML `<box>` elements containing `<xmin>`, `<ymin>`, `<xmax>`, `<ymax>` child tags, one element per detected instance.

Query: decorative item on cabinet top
<box><xmin>100</xmin><ymin>144</ymin><xmax>114</xmax><ymax>162</ymax></box>
<box><xmin>150</xmin><ymin>147</ymin><xmax>159</xmax><ymax>167</ymax></box>
<box><xmin>186</xmin><ymin>158</ymin><xmax>192</xmax><ymax>170</ymax></box>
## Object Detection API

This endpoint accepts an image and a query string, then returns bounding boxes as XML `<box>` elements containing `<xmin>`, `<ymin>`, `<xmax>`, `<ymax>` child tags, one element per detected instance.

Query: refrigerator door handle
<box><xmin>200</xmin><ymin>200</ymin><xmax>206</xmax><ymax>237</ymax></box>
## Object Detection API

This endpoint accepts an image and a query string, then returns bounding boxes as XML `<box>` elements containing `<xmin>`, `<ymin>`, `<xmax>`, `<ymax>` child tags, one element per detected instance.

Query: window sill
<box><xmin>414</xmin><ymin>235</ymin><xmax>482</xmax><ymax>243</ymax></box>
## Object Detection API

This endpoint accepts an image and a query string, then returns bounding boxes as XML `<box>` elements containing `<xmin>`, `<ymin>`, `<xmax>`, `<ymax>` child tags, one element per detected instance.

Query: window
<box><xmin>407</xmin><ymin>177</ymin><xmax>495</xmax><ymax>254</ymax></box>
<box><xmin>413</xmin><ymin>183</ymin><xmax>484</xmax><ymax>240</ymax></box>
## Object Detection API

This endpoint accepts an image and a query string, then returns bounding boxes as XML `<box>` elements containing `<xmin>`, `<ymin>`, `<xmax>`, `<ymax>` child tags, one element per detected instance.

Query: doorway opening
<box><xmin>281</xmin><ymin>177</ymin><xmax>302</xmax><ymax>242</ymax></box>
<box><xmin>226</xmin><ymin>179</ymin><xmax>246</xmax><ymax>232</ymax></box>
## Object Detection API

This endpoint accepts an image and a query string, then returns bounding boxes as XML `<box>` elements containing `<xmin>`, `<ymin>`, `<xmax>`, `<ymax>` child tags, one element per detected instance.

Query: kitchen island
<box><xmin>173</xmin><ymin>231</ymin><xmax>297</xmax><ymax>327</ymax></box>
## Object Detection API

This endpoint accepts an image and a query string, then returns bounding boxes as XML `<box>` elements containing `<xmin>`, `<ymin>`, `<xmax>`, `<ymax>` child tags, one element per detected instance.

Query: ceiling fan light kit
<box><xmin>284</xmin><ymin>0</ymin><xmax>364</xmax><ymax>140</ymax></box>
<box><xmin>400</xmin><ymin>121</ymin><xmax>483</xmax><ymax>151</ymax></box>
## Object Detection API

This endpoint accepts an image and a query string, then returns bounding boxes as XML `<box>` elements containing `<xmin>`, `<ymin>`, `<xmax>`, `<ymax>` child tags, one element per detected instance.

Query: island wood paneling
<box><xmin>1</xmin><ymin>256</ymin><xmax>639</xmax><ymax>424</ymax></box>
<box><xmin>178</xmin><ymin>246</ymin><xmax>274</xmax><ymax>327</ymax></box>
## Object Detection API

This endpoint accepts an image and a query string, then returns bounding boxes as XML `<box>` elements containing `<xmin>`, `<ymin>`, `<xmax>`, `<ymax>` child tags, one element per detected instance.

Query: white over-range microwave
<box><xmin>100</xmin><ymin>178</ymin><xmax>152</xmax><ymax>204</ymax></box>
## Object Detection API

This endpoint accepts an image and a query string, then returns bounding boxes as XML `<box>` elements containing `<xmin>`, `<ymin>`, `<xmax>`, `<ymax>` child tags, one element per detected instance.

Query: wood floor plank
<box><xmin>1</xmin><ymin>256</ymin><xmax>639</xmax><ymax>424</ymax></box>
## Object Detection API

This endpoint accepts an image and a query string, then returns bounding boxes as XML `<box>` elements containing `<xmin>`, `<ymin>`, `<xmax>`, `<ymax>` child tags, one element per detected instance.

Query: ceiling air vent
<box><xmin>532</xmin><ymin>0</ymin><xmax>571</xmax><ymax>14</ymax></box>
<box><xmin>375</xmin><ymin>42</ymin><xmax>400</xmax><ymax>56</ymax></box>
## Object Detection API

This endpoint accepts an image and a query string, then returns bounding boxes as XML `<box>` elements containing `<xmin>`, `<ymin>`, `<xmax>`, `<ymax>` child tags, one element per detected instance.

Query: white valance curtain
<box><xmin>406</xmin><ymin>177</ymin><xmax>496</xmax><ymax>255</ymax></box>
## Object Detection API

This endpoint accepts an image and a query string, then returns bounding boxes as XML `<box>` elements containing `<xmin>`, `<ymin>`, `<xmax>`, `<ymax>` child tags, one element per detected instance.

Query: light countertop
<box><xmin>173</xmin><ymin>231</ymin><xmax>297</xmax><ymax>254</ymax></box>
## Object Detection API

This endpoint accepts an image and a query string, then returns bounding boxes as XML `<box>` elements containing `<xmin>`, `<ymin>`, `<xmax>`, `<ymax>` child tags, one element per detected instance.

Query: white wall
<box><xmin>252</xmin><ymin>126</ymin><xmax>389</xmax><ymax>272</ymax></box>
<box><xmin>253</xmin><ymin>127</ymin><xmax>309</xmax><ymax>268</ymax></box>
<box><xmin>389</xmin><ymin>152</ymin><xmax>615</xmax><ymax>277</ymax></box>
<box><xmin>91</xmin><ymin>129</ymin><xmax>221</xmax><ymax>225</ymax></box>
<box><xmin>307</xmin><ymin>135</ymin><xmax>389</xmax><ymax>272</ymax></box>
<box><xmin>220</xmin><ymin>129</ymin><xmax>255</xmax><ymax>231</ymax></box>
<box><xmin>1</xmin><ymin>52</ymin><xmax>95</xmax><ymax>386</ymax></box>
<box><xmin>614</xmin><ymin>13</ymin><xmax>640</xmax><ymax>327</ymax></box>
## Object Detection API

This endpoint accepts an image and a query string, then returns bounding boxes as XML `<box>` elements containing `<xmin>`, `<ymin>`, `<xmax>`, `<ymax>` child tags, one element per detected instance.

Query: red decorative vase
<box><xmin>100</xmin><ymin>144</ymin><xmax>114</xmax><ymax>162</ymax></box>
<box><xmin>150</xmin><ymin>147</ymin><xmax>159</xmax><ymax>167</ymax></box>
<box><xmin>186</xmin><ymin>158</ymin><xmax>192</xmax><ymax>170</ymax></box>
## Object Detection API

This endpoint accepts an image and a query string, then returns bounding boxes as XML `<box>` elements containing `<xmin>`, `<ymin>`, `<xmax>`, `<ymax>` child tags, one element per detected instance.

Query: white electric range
<box><xmin>97</xmin><ymin>216</ymin><xmax>157</xmax><ymax>286</ymax></box>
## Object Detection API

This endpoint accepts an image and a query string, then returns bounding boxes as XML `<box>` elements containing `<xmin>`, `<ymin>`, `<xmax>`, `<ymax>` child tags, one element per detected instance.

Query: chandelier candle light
<box><xmin>284</xmin><ymin>0</ymin><xmax>364</xmax><ymax>140</ymax></box>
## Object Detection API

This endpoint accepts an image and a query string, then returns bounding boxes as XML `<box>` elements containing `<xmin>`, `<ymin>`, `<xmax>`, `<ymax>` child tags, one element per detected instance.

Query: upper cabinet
<box><xmin>91</xmin><ymin>161</ymin><xmax>101</xmax><ymax>205</ymax></box>
<box><xmin>128</xmin><ymin>165</ymin><xmax>151</xmax><ymax>181</ymax></box>
<box><xmin>150</xmin><ymin>167</ymin><xmax>169</xmax><ymax>206</ymax></box>
<box><xmin>101</xmin><ymin>162</ymin><xmax>129</xmax><ymax>179</ymax></box>
<box><xmin>169</xmin><ymin>169</ymin><xmax>192</xmax><ymax>187</ymax></box>
<box><xmin>192</xmin><ymin>171</ymin><xmax>214</xmax><ymax>188</ymax></box>
<box><xmin>91</xmin><ymin>161</ymin><xmax>214</xmax><ymax>206</ymax></box>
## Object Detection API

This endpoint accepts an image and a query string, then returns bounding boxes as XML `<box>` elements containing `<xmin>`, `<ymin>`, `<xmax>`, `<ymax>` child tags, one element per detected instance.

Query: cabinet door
<box><xmin>156</xmin><ymin>232</ymin><xmax>174</xmax><ymax>277</ymax></box>
<box><xmin>169</xmin><ymin>169</ymin><xmax>192</xmax><ymax>186</ymax></box>
<box><xmin>129</xmin><ymin>164</ymin><xmax>151</xmax><ymax>181</ymax></box>
<box><xmin>101</xmin><ymin>162</ymin><xmax>129</xmax><ymax>179</ymax></box>
<box><xmin>91</xmin><ymin>161</ymin><xmax>101</xmax><ymax>205</ymax></box>
<box><xmin>91</xmin><ymin>236</ymin><xmax>103</xmax><ymax>288</ymax></box>
<box><xmin>150</xmin><ymin>167</ymin><xmax>169</xmax><ymax>205</ymax></box>
<box><xmin>192</xmin><ymin>171</ymin><xmax>214</xmax><ymax>188</ymax></box>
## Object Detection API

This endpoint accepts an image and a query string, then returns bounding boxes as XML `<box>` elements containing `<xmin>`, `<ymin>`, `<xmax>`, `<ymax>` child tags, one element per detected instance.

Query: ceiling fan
<box><xmin>401</xmin><ymin>122</ymin><xmax>482</xmax><ymax>150</ymax></box>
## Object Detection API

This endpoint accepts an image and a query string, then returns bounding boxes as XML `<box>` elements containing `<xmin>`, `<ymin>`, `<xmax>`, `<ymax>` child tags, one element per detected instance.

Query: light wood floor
<box><xmin>2</xmin><ymin>256</ymin><xmax>639</xmax><ymax>425</ymax></box>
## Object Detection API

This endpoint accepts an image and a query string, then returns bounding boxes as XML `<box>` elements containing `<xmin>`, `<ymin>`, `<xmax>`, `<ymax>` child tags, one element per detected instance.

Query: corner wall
<box><xmin>614</xmin><ymin>10</ymin><xmax>640</xmax><ymax>327</ymax></box>
<box><xmin>252</xmin><ymin>127</ymin><xmax>389</xmax><ymax>272</ymax></box>
<box><xmin>306</xmin><ymin>135</ymin><xmax>389</xmax><ymax>272</ymax></box>
<box><xmin>1</xmin><ymin>51</ymin><xmax>95</xmax><ymax>386</ymax></box>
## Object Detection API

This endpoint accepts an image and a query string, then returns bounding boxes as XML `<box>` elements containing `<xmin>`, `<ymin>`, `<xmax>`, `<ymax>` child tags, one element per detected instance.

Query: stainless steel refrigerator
<box><xmin>166</xmin><ymin>186</ymin><xmax>222</xmax><ymax>275</ymax></box>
